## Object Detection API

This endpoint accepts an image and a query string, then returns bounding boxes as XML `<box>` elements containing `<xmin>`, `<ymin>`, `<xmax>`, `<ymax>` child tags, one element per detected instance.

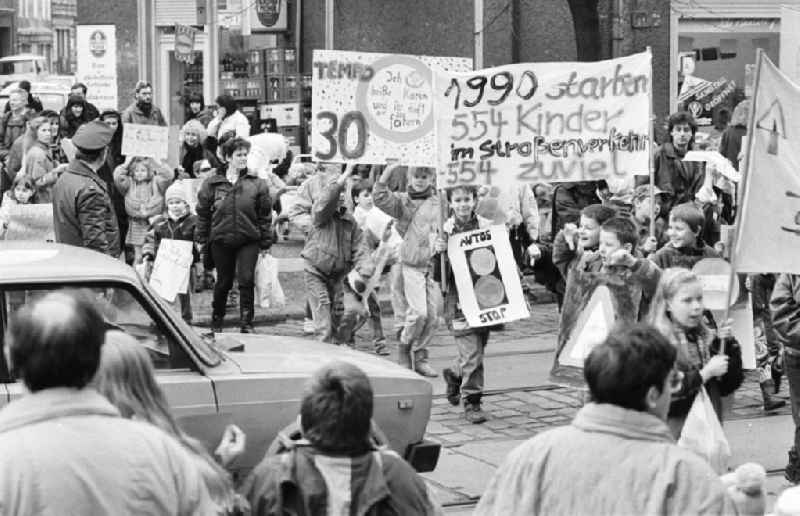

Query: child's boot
<box><xmin>760</xmin><ymin>379</ymin><xmax>786</xmax><ymax>411</ymax></box>
<box><xmin>443</xmin><ymin>368</ymin><xmax>462</xmax><ymax>406</ymax></box>
<box><xmin>464</xmin><ymin>394</ymin><xmax>487</xmax><ymax>424</ymax></box>
<box><xmin>412</xmin><ymin>349</ymin><xmax>438</xmax><ymax>378</ymax></box>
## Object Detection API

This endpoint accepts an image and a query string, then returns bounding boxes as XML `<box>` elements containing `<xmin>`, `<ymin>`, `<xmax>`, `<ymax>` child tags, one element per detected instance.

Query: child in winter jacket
<box><xmin>300</xmin><ymin>164</ymin><xmax>372</xmax><ymax>344</ymax></box>
<box><xmin>549</xmin><ymin>203</ymin><xmax>617</xmax><ymax>305</ymax></box>
<box><xmin>649</xmin><ymin>202</ymin><xmax>719</xmax><ymax>269</ymax></box>
<box><xmin>649</xmin><ymin>267</ymin><xmax>742</xmax><ymax>439</ymax></box>
<box><xmin>114</xmin><ymin>157</ymin><xmax>174</xmax><ymax>263</ymax></box>
<box><xmin>0</xmin><ymin>174</ymin><xmax>37</xmax><ymax>239</ymax></box>
<box><xmin>142</xmin><ymin>182</ymin><xmax>198</xmax><ymax>323</ymax></box>
<box><xmin>434</xmin><ymin>185</ymin><xmax>493</xmax><ymax>424</ymax></box>
<box><xmin>552</xmin><ymin>217</ymin><xmax>662</xmax><ymax>386</ymax></box>
<box><xmin>373</xmin><ymin>164</ymin><xmax>442</xmax><ymax>377</ymax></box>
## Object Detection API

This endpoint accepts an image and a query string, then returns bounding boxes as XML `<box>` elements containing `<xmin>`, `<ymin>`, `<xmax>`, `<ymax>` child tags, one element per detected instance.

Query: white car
<box><xmin>0</xmin><ymin>81</ymin><xmax>70</xmax><ymax>113</ymax></box>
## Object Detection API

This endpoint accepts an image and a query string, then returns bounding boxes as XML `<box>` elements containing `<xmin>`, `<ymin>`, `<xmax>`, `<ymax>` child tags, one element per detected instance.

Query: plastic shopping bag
<box><xmin>255</xmin><ymin>254</ymin><xmax>285</xmax><ymax>309</ymax></box>
<box><xmin>678</xmin><ymin>386</ymin><xmax>731</xmax><ymax>474</ymax></box>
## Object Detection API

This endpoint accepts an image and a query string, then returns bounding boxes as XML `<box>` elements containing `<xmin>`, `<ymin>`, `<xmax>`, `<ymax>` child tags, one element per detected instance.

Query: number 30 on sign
<box><xmin>314</xmin><ymin>110</ymin><xmax>368</xmax><ymax>161</ymax></box>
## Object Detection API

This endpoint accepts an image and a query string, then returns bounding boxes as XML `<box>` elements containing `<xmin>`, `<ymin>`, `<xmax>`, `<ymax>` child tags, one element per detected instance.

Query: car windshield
<box><xmin>0</xmin><ymin>60</ymin><xmax>44</xmax><ymax>75</ymax></box>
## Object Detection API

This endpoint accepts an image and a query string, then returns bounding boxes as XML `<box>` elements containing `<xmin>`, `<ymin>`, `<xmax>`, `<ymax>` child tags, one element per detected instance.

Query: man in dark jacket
<box><xmin>243</xmin><ymin>361</ymin><xmax>440</xmax><ymax>515</ymax></box>
<box><xmin>121</xmin><ymin>80</ymin><xmax>167</xmax><ymax>126</ymax></box>
<box><xmin>52</xmin><ymin>120</ymin><xmax>120</xmax><ymax>257</ymax></box>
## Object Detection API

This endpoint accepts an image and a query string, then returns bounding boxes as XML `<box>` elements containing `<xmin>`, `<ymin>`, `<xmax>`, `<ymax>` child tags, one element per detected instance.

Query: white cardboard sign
<box><xmin>447</xmin><ymin>225</ymin><xmax>529</xmax><ymax>327</ymax></box>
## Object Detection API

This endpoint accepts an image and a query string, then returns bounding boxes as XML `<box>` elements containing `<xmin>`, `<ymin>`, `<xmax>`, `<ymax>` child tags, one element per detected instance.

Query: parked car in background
<box><xmin>0</xmin><ymin>81</ymin><xmax>70</xmax><ymax>112</ymax></box>
<box><xmin>0</xmin><ymin>53</ymin><xmax>75</xmax><ymax>93</ymax></box>
<box><xmin>0</xmin><ymin>242</ymin><xmax>440</xmax><ymax>476</ymax></box>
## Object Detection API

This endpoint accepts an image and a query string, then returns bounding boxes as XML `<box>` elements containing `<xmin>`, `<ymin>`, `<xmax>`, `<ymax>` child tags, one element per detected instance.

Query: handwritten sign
<box><xmin>312</xmin><ymin>49</ymin><xmax>471</xmax><ymax>166</ymax></box>
<box><xmin>149</xmin><ymin>239</ymin><xmax>194</xmax><ymax>302</ymax></box>
<box><xmin>2</xmin><ymin>203</ymin><xmax>55</xmax><ymax>241</ymax></box>
<box><xmin>122</xmin><ymin>123</ymin><xmax>169</xmax><ymax>160</ymax></box>
<box><xmin>447</xmin><ymin>225</ymin><xmax>529</xmax><ymax>327</ymax></box>
<box><xmin>434</xmin><ymin>51</ymin><xmax>652</xmax><ymax>191</ymax></box>
<box><xmin>76</xmin><ymin>25</ymin><xmax>118</xmax><ymax>110</ymax></box>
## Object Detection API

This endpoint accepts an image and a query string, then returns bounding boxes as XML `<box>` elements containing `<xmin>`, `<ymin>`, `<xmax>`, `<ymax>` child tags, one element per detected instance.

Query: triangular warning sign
<box><xmin>560</xmin><ymin>286</ymin><xmax>615</xmax><ymax>368</ymax></box>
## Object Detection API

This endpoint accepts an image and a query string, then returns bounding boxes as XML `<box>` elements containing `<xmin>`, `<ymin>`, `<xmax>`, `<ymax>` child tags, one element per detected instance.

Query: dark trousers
<box><xmin>211</xmin><ymin>241</ymin><xmax>259</xmax><ymax>324</ymax></box>
<box><xmin>786</xmin><ymin>349</ymin><xmax>800</xmax><ymax>453</ymax></box>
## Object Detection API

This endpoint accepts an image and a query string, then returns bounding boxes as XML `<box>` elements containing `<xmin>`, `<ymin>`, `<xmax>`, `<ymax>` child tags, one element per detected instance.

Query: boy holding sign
<box><xmin>434</xmin><ymin>185</ymin><xmax>492</xmax><ymax>424</ymax></box>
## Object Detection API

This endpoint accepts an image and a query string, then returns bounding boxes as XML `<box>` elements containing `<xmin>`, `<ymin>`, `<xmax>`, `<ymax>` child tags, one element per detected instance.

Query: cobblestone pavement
<box><xmin>206</xmin><ymin>241</ymin><xmax>792</xmax><ymax>449</ymax></box>
<box><xmin>252</xmin><ymin>305</ymin><xmax>790</xmax><ymax>449</ymax></box>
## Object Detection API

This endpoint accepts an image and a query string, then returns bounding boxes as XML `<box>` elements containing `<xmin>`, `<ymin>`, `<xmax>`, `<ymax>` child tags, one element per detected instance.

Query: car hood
<box><xmin>216</xmin><ymin>333</ymin><xmax>422</xmax><ymax>380</ymax></box>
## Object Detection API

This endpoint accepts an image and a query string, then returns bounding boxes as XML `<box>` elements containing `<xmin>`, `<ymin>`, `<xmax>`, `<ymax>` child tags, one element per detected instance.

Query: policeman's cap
<box><xmin>72</xmin><ymin>120</ymin><xmax>115</xmax><ymax>150</ymax></box>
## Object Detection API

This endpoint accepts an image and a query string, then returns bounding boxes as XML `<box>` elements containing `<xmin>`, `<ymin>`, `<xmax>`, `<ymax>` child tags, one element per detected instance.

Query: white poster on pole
<box><xmin>76</xmin><ymin>25</ymin><xmax>118</xmax><ymax>110</ymax></box>
<box><xmin>447</xmin><ymin>225</ymin><xmax>529</xmax><ymax>328</ymax></box>
<box><xmin>149</xmin><ymin>239</ymin><xmax>194</xmax><ymax>303</ymax></box>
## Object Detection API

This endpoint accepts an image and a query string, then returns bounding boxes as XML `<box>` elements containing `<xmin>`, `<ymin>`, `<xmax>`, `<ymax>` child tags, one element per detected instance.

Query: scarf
<box><xmin>226</xmin><ymin>166</ymin><xmax>243</xmax><ymax>185</ymax></box>
<box><xmin>181</xmin><ymin>143</ymin><xmax>203</xmax><ymax>178</ymax></box>
<box><xmin>407</xmin><ymin>184</ymin><xmax>433</xmax><ymax>200</ymax></box>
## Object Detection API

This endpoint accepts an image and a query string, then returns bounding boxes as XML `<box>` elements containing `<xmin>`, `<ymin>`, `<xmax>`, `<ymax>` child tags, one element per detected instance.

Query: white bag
<box><xmin>677</xmin><ymin>386</ymin><xmax>731</xmax><ymax>474</ymax></box>
<box><xmin>255</xmin><ymin>254</ymin><xmax>285</xmax><ymax>309</ymax></box>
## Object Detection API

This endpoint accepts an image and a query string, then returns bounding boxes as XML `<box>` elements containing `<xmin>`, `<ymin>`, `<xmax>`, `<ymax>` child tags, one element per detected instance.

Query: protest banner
<box><xmin>447</xmin><ymin>225</ymin><xmax>529</xmax><ymax>328</ymax></box>
<box><xmin>122</xmin><ymin>123</ymin><xmax>169</xmax><ymax>161</ymax></box>
<box><xmin>2</xmin><ymin>204</ymin><xmax>55</xmax><ymax>241</ymax></box>
<box><xmin>734</xmin><ymin>51</ymin><xmax>800</xmax><ymax>274</ymax></box>
<box><xmin>149</xmin><ymin>239</ymin><xmax>194</xmax><ymax>303</ymax></box>
<box><xmin>311</xmin><ymin>49</ymin><xmax>471</xmax><ymax>166</ymax></box>
<box><xmin>434</xmin><ymin>51</ymin><xmax>652</xmax><ymax>192</ymax></box>
<box><xmin>76</xmin><ymin>25</ymin><xmax>118</xmax><ymax>110</ymax></box>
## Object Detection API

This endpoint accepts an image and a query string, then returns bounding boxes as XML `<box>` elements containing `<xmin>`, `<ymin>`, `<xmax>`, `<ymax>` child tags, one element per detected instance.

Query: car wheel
<box><xmin>266</xmin><ymin>419</ymin><xmax>389</xmax><ymax>456</ymax></box>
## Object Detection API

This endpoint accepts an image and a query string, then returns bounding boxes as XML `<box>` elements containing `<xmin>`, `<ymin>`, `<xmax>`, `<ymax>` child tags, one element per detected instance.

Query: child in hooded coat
<box><xmin>142</xmin><ymin>181</ymin><xmax>198</xmax><ymax>323</ymax></box>
<box><xmin>114</xmin><ymin>156</ymin><xmax>174</xmax><ymax>263</ymax></box>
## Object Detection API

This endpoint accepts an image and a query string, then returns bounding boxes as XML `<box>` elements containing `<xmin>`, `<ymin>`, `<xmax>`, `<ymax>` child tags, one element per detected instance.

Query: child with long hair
<box><xmin>0</xmin><ymin>174</ymin><xmax>36</xmax><ymax>239</ymax></box>
<box><xmin>21</xmin><ymin>115</ymin><xmax>67</xmax><ymax>203</ymax></box>
<box><xmin>93</xmin><ymin>331</ymin><xmax>246</xmax><ymax>514</ymax></box>
<box><xmin>113</xmin><ymin>156</ymin><xmax>174</xmax><ymax>263</ymax></box>
<box><xmin>648</xmin><ymin>268</ymin><xmax>743</xmax><ymax>438</ymax></box>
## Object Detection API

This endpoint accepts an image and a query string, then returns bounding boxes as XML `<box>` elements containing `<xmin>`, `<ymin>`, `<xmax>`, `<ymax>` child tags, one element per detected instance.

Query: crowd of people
<box><xmin>4</xmin><ymin>78</ymin><xmax>800</xmax><ymax>513</ymax></box>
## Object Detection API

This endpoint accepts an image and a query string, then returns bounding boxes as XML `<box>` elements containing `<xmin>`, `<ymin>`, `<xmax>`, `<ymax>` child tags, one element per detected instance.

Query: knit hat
<box><xmin>164</xmin><ymin>181</ymin><xmax>190</xmax><ymax>206</ymax></box>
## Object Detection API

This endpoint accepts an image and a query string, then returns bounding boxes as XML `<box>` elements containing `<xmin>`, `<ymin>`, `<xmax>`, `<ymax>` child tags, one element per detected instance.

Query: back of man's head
<box><xmin>300</xmin><ymin>361</ymin><xmax>373</xmax><ymax>455</ymax></box>
<box><xmin>584</xmin><ymin>323</ymin><xmax>676</xmax><ymax>412</ymax></box>
<box><xmin>6</xmin><ymin>290</ymin><xmax>105</xmax><ymax>392</ymax></box>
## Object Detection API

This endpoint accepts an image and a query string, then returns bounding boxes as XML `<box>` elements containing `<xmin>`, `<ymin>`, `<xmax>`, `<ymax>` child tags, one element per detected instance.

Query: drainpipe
<box><xmin>324</xmin><ymin>0</ymin><xmax>333</xmax><ymax>49</ymax></box>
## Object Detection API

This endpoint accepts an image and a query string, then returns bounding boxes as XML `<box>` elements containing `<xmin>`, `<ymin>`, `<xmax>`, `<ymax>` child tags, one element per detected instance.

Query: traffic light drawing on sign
<box><xmin>448</xmin><ymin>225</ymin><xmax>529</xmax><ymax>328</ymax></box>
<box><xmin>466</xmin><ymin>246</ymin><xmax>508</xmax><ymax>309</ymax></box>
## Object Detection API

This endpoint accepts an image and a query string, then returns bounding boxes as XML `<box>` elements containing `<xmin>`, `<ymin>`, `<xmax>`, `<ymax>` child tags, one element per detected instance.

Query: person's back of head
<box><xmin>584</xmin><ymin>323</ymin><xmax>677</xmax><ymax>418</ymax></box>
<box><xmin>300</xmin><ymin>361</ymin><xmax>373</xmax><ymax>455</ymax></box>
<box><xmin>6</xmin><ymin>290</ymin><xmax>105</xmax><ymax>391</ymax></box>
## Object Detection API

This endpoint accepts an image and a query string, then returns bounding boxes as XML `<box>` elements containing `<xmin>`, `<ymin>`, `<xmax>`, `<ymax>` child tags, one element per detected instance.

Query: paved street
<box><xmin>194</xmin><ymin>240</ymin><xmax>798</xmax><ymax>511</ymax></box>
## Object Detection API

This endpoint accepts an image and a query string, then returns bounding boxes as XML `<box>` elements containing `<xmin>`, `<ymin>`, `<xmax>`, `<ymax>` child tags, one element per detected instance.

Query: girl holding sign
<box><xmin>648</xmin><ymin>268</ymin><xmax>742</xmax><ymax>438</ymax></box>
<box><xmin>113</xmin><ymin>156</ymin><xmax>175</xmax><ymax>264</ymax></box>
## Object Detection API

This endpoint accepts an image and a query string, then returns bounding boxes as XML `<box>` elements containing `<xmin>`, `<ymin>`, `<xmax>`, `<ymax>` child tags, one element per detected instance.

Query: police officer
<box><xmin>52</xmin><ymin>120</ymin><xmax>121</xmax><ymax>257</ymax></box>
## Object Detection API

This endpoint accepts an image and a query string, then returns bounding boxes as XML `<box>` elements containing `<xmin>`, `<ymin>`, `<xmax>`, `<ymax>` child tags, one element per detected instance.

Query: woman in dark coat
<box><xmin>59</xmin><ymin>95</ymin><xmax>93</xmax><ymax>139</ymax></box>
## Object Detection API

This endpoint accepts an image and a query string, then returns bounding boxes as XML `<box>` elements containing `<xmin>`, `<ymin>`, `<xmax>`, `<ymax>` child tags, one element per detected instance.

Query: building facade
<box><xmin>17</xmin><ymin>0</ymin><xmax>52</xmax><ymax>64</ymax></box>
<box><xmin>51</xmin><ymin>0</ymin><xmax>76</xmax><ymax>73</ymax></box>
